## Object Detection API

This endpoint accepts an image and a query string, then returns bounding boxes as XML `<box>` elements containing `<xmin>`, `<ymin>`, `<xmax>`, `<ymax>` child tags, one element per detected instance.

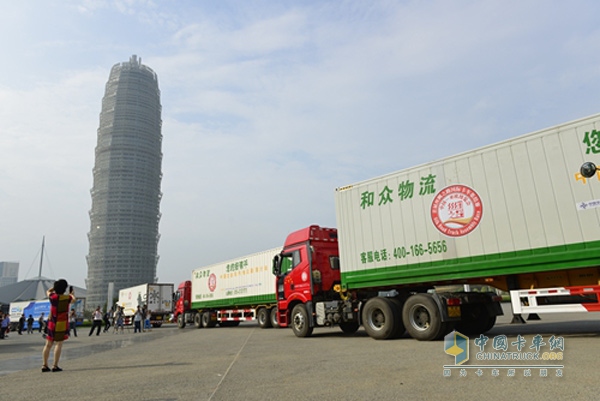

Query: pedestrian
<box><xmin>0</xmin><ymin>313</ymin><xmax>8</xmax><ymax>339</ymax></box>
<box><xmin>144</xmin><ymin>309</ymin><xmax>152</xmax><ymax>332</ymax></box>
<box><xmin>89</xmin><ymin>306</ymin><xmax>103</xmax><ymax>336</ymax></box>
<box><xmin>133</xmin><ymin>305</ymin><xmax>143</xmax><ymax>333</ymax></box>
<box><xmin>38</xmin><ymin>313</ymin><xmax>45</xmax><ymax>333</ymax></box>
<box><xmin>113</xmin><ymin>306</ymin><xmax>124</xmax><ymax>334</ymax></box>
<box><xmin>68</xmin><ymin>309</ymin><xmax>77</xmax><ymax>337</ymax></box>
<box><xmin>18</xmin><ymin>314</ymin><xmax>25</xmax><ymax>335</ymax></box>
<box><xmin>103</xmin><ymin>308</ymin><xmax>112</xmax><ymax>333</ymax></box>
<box><xmin>27</xmin><ymin>315</ymin><xmax>34</xmax><ymax>334</ymax></box>
<box><xmin>41</xmin><ymin>279</ymin><xmax>75</xmax><ymax>372</ymax></box>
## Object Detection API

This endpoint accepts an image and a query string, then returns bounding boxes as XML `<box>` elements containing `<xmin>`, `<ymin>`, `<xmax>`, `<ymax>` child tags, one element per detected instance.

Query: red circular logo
<box><xmin>431</xmin><ymin>185</ymin><xmax>483</xmax><ymax>237</ymax></box>
<box><xmin>208</xmin><ymin>273</ymin><xmax>217</xmax><ymax>292</ymax></box>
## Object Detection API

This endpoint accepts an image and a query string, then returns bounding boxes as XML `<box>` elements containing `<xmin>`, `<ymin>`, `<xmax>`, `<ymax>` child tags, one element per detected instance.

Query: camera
<box><xmin>69</xmin><ymin>286</ymin><xmax>74</xmax><ymax>293</ymax></box>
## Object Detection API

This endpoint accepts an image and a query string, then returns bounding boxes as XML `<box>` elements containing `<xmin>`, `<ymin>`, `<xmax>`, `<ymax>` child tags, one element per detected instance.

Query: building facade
<box><xmin>0</xmin><ymin>262</ymin><xmax>19</xmax><ymax>287</ymax></box>
<box><xmin>86</xmin><ymin>55</ymin><xmax>163</xmax><ymax>309</ymax></box>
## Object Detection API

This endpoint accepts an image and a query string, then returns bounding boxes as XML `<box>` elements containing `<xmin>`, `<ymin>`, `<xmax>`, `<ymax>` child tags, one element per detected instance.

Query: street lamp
<box><xmin>580</xmin><ymin>162</ymin><xmax>599</xmax><ymax>178</ymax></box>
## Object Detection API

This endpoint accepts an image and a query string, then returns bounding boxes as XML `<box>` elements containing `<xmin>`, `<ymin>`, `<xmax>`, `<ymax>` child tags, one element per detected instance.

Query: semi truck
<box><xmin>175</xmin><ymin>248</ymin><xmax>280</xmax><ymax>329</ymax></box>
<box><xmin>117</xmin><ymin>283</ymin><xmax>174</xmax><ymax>327</ymax></box>
<box><xmin>273</xmin><ymin>113</ymin><xmax>600</xmax><ymax>341</ymax></box>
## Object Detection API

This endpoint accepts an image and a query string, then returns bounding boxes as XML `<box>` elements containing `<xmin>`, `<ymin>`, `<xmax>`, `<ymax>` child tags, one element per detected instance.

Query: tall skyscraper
<box><xmin>86</xmin><ymin>55</ymin><xmax>163</xmax><ymax>309</ymax></box>
<box><xmin>0</xmin><ymin>261</ymin><xmax>19</xmax><ymax>287</ymax></box>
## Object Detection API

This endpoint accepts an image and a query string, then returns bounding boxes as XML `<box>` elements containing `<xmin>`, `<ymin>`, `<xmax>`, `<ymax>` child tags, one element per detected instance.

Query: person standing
<box><xmin>18</xmin><ymin>314</ymin><xmax>25</xmax><ymax>335</ymax></box>
<box><xmin>27</xmin><ymin>315</ymin><xmax>34</xmax><ymax>334</ymax></box>
<box><xmin>103</xmin><ymin>308</ymin><xmax>112</xmax><ymax>333</ymax></box>
<box><xmin>144</xmin><ymin>309</ymin><xmax>152</xmax><ymax>332</ymax></box>
<box><xmin>0</xmin><ymin>313</ymin><xmax>8</xmax><ymax>339</ymax></box>
<box><xmin>68</xmin><ymin>309</ymin><xmax>77</xmax><ymax>337</ymax></box>
<box><xmin>89</xmin><ymin>306</ymin><xmax>103</xmax><ymax>336</ymax></box>
<box><xmin>133</xmin><ymin>306</ymin><xmax>143</xmax><ymax>333</ymax></box>
<box><xmin>42</xmin><ymin>279</ymin><xmax>75</xmax><ymax>372</ymax></box>
<box><xmin>38</xmin><ymin>313</ymin><xmax>45</xmax><ymax>333</ymax></box>
<box><xmin>113</xmin><ymin>307</ymin><xmax>124</xmax><ymax>334</ymax></box>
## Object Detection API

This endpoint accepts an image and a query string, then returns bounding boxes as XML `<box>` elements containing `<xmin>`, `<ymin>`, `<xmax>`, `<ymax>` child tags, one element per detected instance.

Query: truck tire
<box><xmin>402</xmin><ymin>294</ymin><xmax>443</xmax><ymax>341</ymax></box>
<box><xmin>270</xmin><ymin>307</ymin><xmax>279</xmax><ymax>328</ymax></box>
<box><xmin>257</xmin><ymin>308</ymin><xmax>272</xmax><ymax>329</ymax></box>
<box><xmin>362</xmin><ymin>297</ymin><xmax>397</xmax><ymax>340</ymax></box>
<box><xmin>194</xmin><ymin>313</ymin><xmax>203</xmax><ymax>329</ymax></box>
<box><xmin>177</xmin><ymin>314</ymin><xmax>186</xmax><ymax>329</ymax></box>
<box><xmin>339</xmin><ymin>321</ymin><xmax>360</xmax><ymax>334</ymax></box>
<box><xmin>291</xmin><ymin>304</ymin><xmax>313</xmax><ymax>337</ymax></box>
<box><xmin>201</xmin><ymin>311</ymin><xmax>216</xmax><ymax>328</ymax></box>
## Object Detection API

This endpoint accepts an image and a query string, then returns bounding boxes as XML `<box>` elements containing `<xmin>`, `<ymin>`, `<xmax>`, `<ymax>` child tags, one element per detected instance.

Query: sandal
<box><xmin>51</xmin><ymin>366</ymin><xmax>63</xmax><ymax>372</ymax></box>
<box><xmin>42</xmin><ymin>365</ymin><xmax>51</xmax><ymax>372</ymax></box>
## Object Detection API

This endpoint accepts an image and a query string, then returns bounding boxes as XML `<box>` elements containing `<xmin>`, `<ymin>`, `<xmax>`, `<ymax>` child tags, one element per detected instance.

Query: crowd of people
<box><xmin>0</xmin><ymin>311</ymin><xmax>46</xmax><ymax>338</ymax></box>
<box><xmin>1</xmin><ymin>302</ymin><xmax>153</xmax><ymax>339</ymax></box>
<box><xmin>2</xmin><ymin>281</ymin><xmax>154</xmax><ymax>373</ymax></box>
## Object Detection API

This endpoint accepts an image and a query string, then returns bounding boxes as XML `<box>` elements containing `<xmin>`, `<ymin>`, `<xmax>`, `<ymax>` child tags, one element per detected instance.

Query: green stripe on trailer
<box><xmin>341</xmin><ymin>240</ymin><xmax>600</xmax><ymax>290</ymax></box>
<box><xmin>191</xmin><ymin>293</ymin><xmax>276</xmax><ymax>310</ymax></box>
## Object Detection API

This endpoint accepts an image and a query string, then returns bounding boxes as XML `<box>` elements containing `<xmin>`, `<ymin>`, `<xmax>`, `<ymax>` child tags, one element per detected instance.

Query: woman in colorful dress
<box><xmin>41</xmin><ymin>279</ymin><xmax>75</xmax><ymax>372</ymax></box>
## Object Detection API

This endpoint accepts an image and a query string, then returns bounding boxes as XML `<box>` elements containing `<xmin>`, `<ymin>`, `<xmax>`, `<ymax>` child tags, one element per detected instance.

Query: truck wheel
<box><xmin>402</xmin><ymin>294</ymin><xmax>443</xmax><ymax>341</ymax></box>
<box><xmin>291</xmin><ymin>304</ymin><xmax>313</xmax><ymax>337</ymax></box>
<box><xmin>257</xmin><ymin>308</ymin><xmax>272</xmax><ymax>329</ymax></box>
<box><xmin>201</xmin><ymin>311</ymin><xmax>216</xmax><ymax>328</ymax></box>
<box><xmin>177</xmin><ymin>314</ymin><xmax>186</xmax><ymax>329</ymax></box>
<box><xmin>362</xmin><ymin>297</ymin><xmax>397</xmax><ymax>340</ymax></box>
<box><xmin>270</xmin><ymin>307</ymin><xmax>279</xmax><ymax>328</ymax></box>
<box><xmin>194</xmin><ymin>313</ymin><xmax>203</xmax><ymax>329</ymax></box>
<box><xmin>339</xmin><ymin>321</ymin><xmax>360</xmax><ymax>334</ymax></box>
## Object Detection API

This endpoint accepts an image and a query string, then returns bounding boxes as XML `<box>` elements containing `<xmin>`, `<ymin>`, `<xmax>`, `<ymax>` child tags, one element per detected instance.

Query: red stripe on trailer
<box><xmin>567</xmin><ymin>285</ymin><xmax>600</xmax><ymax>312</ymax></box>
<box><xmin>568</xmin><ymin>285</ymin><xmax>600</xmax><ymax>295</ymax></box>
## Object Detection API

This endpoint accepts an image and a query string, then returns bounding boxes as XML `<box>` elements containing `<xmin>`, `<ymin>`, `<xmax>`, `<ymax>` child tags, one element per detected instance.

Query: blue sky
<box><xmin>2</xmin><ymin>0</ymin><xmax>600</xmax><ymax>288</ymax></box>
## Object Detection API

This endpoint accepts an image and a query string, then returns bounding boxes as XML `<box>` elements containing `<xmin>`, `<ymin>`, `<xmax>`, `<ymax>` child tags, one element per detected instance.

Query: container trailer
<box><xmin>273</xmin><ymin>113</ymin><xmax>600</xmax><ymax>340</ymax></box>
<box><xmin>175</xmin><ymin>248</ymin><xmax>280</xmax><ymax>329</ymax></box>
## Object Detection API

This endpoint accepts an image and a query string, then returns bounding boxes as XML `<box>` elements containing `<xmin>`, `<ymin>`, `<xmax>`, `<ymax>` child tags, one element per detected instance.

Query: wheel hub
<box><xmin>410</xmin><ymin>306</ymin><xmax>431</xmax><ymax>331</ymax></box>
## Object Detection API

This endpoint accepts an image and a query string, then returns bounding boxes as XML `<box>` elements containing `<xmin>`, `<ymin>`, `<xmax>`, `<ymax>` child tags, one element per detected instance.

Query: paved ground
<box><xmin>0</xmin><ymin>306</ymin><xmax>599</xmax><ymax>401</ymax></box>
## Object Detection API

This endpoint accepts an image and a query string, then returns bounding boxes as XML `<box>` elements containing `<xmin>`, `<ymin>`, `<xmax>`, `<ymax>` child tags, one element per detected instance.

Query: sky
<box><xmin>2</xmin><ymin>0</ymin><xmax>600</xmax><ymax>288</ymax></box>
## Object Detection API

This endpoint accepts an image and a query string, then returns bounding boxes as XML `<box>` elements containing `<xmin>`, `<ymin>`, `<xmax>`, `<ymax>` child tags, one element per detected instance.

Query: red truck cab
<box><xmin>174</xmin><ymin>280</ymin><xmax>191</xmax><ymax>327</ymax></box>
<box><xmin>272</xmin><ymin>225</ymin><xmax>341</xmax><ymax>334</ymax></box>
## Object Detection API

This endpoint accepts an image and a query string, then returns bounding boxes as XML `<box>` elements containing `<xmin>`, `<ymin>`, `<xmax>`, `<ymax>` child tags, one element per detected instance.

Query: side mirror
<box><xmin>272</xmin><ymin>254</ymin><xmax>281</xmax><ymax>276</ymax></box>
<box><xmin>580</xmin><ymin>162</ymin><xmax>599</xmax><ymax>178</ymax></box>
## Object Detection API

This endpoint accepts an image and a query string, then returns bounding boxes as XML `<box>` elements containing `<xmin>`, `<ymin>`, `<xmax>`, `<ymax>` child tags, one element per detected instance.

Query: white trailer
<box><xmin>117</xmin><ymin>283</ymin><xmax>174</xmax><ymax>327</ymax></box>
<box><xmin>329</xmin><ymin>112</ymin><xmax>600</xmax><ymax>339</ymax></box>
<box><xmin>177</xmin><ymin>247</ymin><xmax>280</xmax><ymax>329</ymax></box>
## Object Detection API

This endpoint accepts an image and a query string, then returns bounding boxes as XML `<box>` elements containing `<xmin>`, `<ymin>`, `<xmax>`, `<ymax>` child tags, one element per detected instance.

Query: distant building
<box><xmin>0</xmin><ymin>262</ymin><xmax>19</xmax><ymax>287</ymax></box>
<box><xmin>86</xmin><ymin>55</ymin><xmax>163</xmax><ymax>309</ymax></box>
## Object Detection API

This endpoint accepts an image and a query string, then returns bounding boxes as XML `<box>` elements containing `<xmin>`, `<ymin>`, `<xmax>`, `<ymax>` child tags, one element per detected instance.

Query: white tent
<box><xmin>0</xmin><ymin>277</ymin><xmax>86</xmax><ymax>305</ymax></box>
